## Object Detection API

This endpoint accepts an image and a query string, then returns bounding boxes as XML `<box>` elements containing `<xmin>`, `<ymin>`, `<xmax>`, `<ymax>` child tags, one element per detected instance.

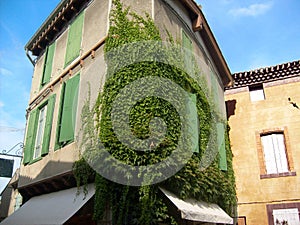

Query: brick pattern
<box><xmin>227</xmin><ymin>60</ymin><xmax>300</xmax><ymax>89</ymax></box>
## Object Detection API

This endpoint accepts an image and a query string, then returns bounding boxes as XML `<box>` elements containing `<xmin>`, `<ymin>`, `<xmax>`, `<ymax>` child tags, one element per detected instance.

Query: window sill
<box><xmin>29</xmin><ymin>156</ymin><xmax>43</xmax><ymax>165</ymax></box>
<box><xmin>54</xmin><ymin>140</ymin><xmax>74</xmax><ymax>151</ymax></box>
<box><xmin>260</xmin><ymin>171</ymin><xmax>296</xmax><ymax>179</ymax></box>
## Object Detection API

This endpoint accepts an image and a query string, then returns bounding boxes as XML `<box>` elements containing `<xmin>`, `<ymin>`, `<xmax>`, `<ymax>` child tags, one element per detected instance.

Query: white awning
<box><xmin>160</xmin><ymin>187</ymin><xmax>233</xmax><ymax>224</ymax></box>
<box><xmin>0</xmin><ymin>184</ymin><xmax>95</xmax><ymax>225</ymax></box>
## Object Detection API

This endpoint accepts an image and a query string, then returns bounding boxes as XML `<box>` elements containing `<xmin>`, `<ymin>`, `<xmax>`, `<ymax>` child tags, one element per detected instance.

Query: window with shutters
<box><xmin>267</xmin><ymin>203</ymin><xmax>300</xmax><ymax>225</ymax></box>
<box><xmin>261</xmin><ymin>132</ymin><xmax>289</xmax><ymax>174</ymax></box>
<box><xmin>41</xmin><ymin>42</ymin><xmax>55</xmax><ymax>87</ymax></box>
<box><xmin>33</xmin><ymin>104</ymin><xmax>47</xmax><ymax>159</ymax></box>
<box><xmin>23</xmin><ymin>95</ymin><xmax>56</xmax><ymax>165</ymax></box>
<box><xmin>64</xmin><ymin>12</ymin><xmax>84</xmax><ymax>67</ymax></box>
<box><xmin>55</xmin><ymin>74</ymin><xmax>80</xmax><ymax>149</ymax></box>
<box><xmin>256</xmin><ymin>128</ymin><xmax>296</xmax><ymax>179</ymax></box>
<box><xmin>273</xmin><ymin>208</ymin><xmax>300</xmax><ymax>225</ymax></box>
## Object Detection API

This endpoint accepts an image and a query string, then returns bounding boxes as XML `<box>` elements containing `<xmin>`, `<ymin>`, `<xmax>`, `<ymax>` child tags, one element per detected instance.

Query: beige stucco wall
<box><xmin>19</xmin><ymin>66</ymin><xmax>81</xmax><ymax>187</ymax></box>
<box><xmin>20</xmin><ymin>0</ymin><xmax>110</xmax><ymax>187</ymax></box>
<box><xmin>121</xmin><ymin>0</ymin><xmax>153</xmax><ymax>17</ymax></box>
<box><xmin>51</xmin><ymin>31</ymin><xmax>68</xmax><ymax>81</ymax></box>
<box><xmin>225</xmin><ymin>79</ymin><xmax>300</xmax><ymax>225</ymax></box>
<box><xmin>82</xmin><ymin>0</ymin><xmax>109</xmax><ymax>54</ymax></box>
<box><xmin>21</xmin><ymin>0</ymin><xmax>228</xmax><ymax>190</ymax></box>
<box><xmin>154</xmin><ymin>0</ymin><xmax>226</xmax><ymax>117</ymax></box>
<box><xmin>29</xmin><ymin>54</ymin><xmax>45</xmax><ymax>102</ymax></box>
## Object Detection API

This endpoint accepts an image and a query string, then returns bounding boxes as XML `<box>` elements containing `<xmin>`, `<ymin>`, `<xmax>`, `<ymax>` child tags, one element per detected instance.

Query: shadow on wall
<box><xmin>0</xmin><ymin>186</ymin><xmax>13</xmax><ymax>221</ymax></box>
<box><xmin>226</xmin><ymin>99</ymin><xmax>237</xmax><ymax>120</ymax></box>
<box><xmin>18</xmin><ymin>161</ymin><xmax>77</xmax><ymax>202</ymax></box>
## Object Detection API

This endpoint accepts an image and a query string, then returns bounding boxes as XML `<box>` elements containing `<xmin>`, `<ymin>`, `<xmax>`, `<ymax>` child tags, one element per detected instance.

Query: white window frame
<box><xmin>273</xmin><ymin>208</ymin><xmax>300</xmax><ymax>225</ymax></box>
<box><xmin>261</xmin><ymin>132</ymin><xmax>289</xmax><ymax>174</ymax></box>
<box><xmin>33</xmin><ymin>104</ymin><xmax>47</xmax><ymax>159</ymax></box>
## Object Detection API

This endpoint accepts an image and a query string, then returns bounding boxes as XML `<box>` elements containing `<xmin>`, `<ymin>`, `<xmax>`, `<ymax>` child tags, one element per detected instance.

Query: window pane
<box><xmin>34</xmin><ymin>105</ymin><xmax>47</xmax><ymax>159</ymax></box>
<box><xmin>250</xmin><ymin>89</ymin><xmax>265</xmax><ymax>101</ymax></box>
<box><xmin>261</xmin><ymin>135</ymin><xmax>277</xmax><ymax>174</ymax></box>
<box><xmin>249</xmin><ymin>84</ymin><xmax>265</xmax><ymax>101</ymax></box>
<box><xmin>41</xmin><ymin>95</ymin><xmax>56</xmax><ymax>156</ymax></box>
<box><xmin>273</xmin><ymin>133</ymin><xmax>289</xmax><ymax>173</ymax></box>
<box><xmin>273</xmin><ymin>208</ymin><xmax>300</xmax><ymax>225</ymax></box>
<box><xmin>261</xmin><ymin>133</ymin><xmax>289</xmax><ymax>174</ymax></box>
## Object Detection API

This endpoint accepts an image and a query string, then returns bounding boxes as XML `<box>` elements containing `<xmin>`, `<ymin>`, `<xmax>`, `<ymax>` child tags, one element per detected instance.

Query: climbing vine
<box><xmin>73</xmin><ymin>0</ymin><xmax>236</xmax><ymax>224</ymax></box>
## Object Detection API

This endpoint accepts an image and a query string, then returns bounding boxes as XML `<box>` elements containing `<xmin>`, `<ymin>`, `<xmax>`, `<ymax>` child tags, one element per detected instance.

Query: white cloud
<box><xmin>0</xmin><ymin>67</ymin><xmax>13</xmax><ymax>76</ymax></box>
<box><xmin>0</xmin><ymin>101</ymin><xmax>4</xmax><ymax>108</ymax></box>
<box><xmin>229</xmin><ymin>2</ymin><xmax>273</xmax><ymax>17</ymax></box>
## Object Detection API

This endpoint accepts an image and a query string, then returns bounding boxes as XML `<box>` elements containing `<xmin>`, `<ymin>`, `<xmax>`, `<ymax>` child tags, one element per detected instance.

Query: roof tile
<box><xmin>227</xmin><ymin>59</ymin><xmax>300</xmax><ymax>89</ymax></box>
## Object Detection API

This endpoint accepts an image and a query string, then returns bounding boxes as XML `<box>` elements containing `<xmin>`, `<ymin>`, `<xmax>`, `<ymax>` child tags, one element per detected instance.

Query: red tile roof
<box><xmin>227</xmin><ymin>59</ymin><xmax>300</xmax><ymax>89</ymax></box>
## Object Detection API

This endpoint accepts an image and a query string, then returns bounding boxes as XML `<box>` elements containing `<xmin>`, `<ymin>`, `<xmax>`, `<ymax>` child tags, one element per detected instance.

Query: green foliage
<box><xmin>73</xmin><ymin>0</ymin><xmax>236</xmax><ymax>223</ymax></box>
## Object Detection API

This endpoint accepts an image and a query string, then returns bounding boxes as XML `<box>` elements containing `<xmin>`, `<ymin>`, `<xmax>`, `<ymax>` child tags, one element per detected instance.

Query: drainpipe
<box><xmin>25</xmin><ymin>49</ymin><xmax>35</xmax><ymax>66</ymax></box>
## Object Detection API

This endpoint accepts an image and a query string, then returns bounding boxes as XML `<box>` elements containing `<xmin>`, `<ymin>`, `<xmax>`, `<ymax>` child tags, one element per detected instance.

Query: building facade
<box><xmin>1</xmin><ymin>0</ymin><xmax>234</xmax><ymax>224</ymax></box>
<box><xmin>225</xmin><ymin>60</ymin><xmax>300</xmax><ymax>225</ymax></box>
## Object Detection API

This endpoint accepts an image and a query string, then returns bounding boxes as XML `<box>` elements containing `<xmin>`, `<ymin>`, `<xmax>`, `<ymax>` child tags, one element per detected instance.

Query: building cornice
<box><xmin>181</xmin><ymin>0</ymin><xmax>233</xmax><ymax>87</ymax></box>
<box><xmin>25</xmin><ymin>0</ymin><xmax>91</xmax><ymax>56</ymax></box>
<box><xmin>25</xmin><ymin>0</ymin><xmax>233</xmax><ymax>87</ymax></box>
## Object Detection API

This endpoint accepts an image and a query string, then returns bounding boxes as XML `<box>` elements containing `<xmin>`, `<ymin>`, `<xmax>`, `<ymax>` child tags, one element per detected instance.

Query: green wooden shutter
<box><xmin>55</xmin><ymin>82</ymin><xmax>66</xmax><ymax>150</ymax></box>
<box><xmin>217</xmin><ymin>123</ymin><xmax>227</xmax><ymax>171</ymax></box>
<box><xmin>182</xmin><ymin>30</ymin><xmax>193</xmax><ymax>71</ymax></box>
<box><xmin>59</xmin><ymin>74</ymin><xmax>80</xmax><ymax>143</ymax></box>
<box><xmin>41</xmin><ymin>94</ymin><xmax>56</xmax><ymax>156</ymax></box>
<box><xmin>23</xmin><ymin>109</ymin><xmax>38</xmax><ymax>164</ymax></box>
<box><xmin>64</xmin><ymin>12</ymin><xmax>84</xmax><ymax>67</ymax></box>
<box><xmin>42</xmin><ymin>42</ymin><xmax>55</xmax><ymax>85</ymax></box>
<box><xmin>186</xmin><ymin>93</ymin><xmax>199</xmax><ymax>153</ymax></box>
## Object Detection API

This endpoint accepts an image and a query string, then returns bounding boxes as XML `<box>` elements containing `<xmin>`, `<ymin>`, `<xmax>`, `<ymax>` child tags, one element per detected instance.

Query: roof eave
<box><xmin>25</xmin><ymin>0</ymin><xmax>69</xmax><ymax>52</ymax></box>
<box><xmin>181</xmin><ymin>0</ymin><xmax>233</xmax><ymax>87</ymax></box>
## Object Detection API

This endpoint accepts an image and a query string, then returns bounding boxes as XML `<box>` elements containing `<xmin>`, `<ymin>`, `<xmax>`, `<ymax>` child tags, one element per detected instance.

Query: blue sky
<box><xmin>0</xmin><ymin>0</ymin><xmax>299</xmax><ymax>192</ymax></box>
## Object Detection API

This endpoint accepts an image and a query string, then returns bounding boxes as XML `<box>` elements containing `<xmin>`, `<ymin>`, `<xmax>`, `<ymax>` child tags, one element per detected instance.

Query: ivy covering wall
<box><xmin>73</xmin><ymin>0</ymin><xmax>236</xmax><ymax>224</ymax></box>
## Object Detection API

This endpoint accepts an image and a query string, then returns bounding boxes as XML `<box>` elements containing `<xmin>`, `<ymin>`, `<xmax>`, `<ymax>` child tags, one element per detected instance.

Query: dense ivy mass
<box><xmin>74</xmin><ymin>0</ymin><xmax>236</xmax><ymax>224</ymax></box>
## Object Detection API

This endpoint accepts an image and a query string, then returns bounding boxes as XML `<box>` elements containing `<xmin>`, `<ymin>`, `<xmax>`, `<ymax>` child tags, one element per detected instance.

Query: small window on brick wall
<box><xmin>249</xmin><ymin>83</ymin><xmax>265</xmax><ymax>101</ymax></box>
<box><xmin>256</xmin><ymin>127</ymin><xmax>296</xmax><ymax>179</ymax></box>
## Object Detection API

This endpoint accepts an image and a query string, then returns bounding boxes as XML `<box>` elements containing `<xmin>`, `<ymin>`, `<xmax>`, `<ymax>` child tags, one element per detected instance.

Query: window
<box><xmin>267</xmin><ymin>203</ymin><xmax>300</xmax><ymax>225</ymax></box>
<box><xmin>23</xmin><ymin>95</ymin><xmax>56</xmax><ymax>165</ymax></box>
<box><xmin>56</xmin><ymin>74</ymin><xmax>80</xmax><ymax>148</ymax></box>
<box><xmin>41</xmin><ymin>42</ymin><xmax>56</xmax><ymax>86</ymax></box>
<box><xmin>261</xmin><ymin>132</ymin><xmax>289</xmax><ymax>174</ymax></box>
<box><xmin>249</xmin><ymin>84</ymin><xmax>265</xmax><ymax>101</ymax></box>
<box><xmin>64</xmin><ymin>12</ymin><xmax>85</xmax><ymax>67</ymax></box>
<box><xmin>256</xmin><ymin>127</ymin><xmax>296</xmax><ymax>178</ymax></box>
<box><xmin>273</xmin><ymin>208</ymin><xmax>300</xmax><ymax>225</ymax></box>
<box><xmin>33</xmin><ymin>105</ymin><xmax>47</xmax><ymax>159</ymax></box>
